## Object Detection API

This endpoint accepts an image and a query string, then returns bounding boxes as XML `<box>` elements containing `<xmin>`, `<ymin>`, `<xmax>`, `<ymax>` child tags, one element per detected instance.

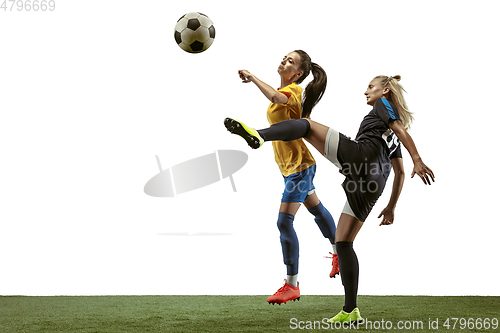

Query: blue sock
<box><xmin>307</xmin><ymin>202</ymin><xmax>336</xmax><ymax>244</ymax></box>
<box><xmin>277</xmin><ymin>212</ymin><xmax>299</xmax><ymax>276</ymax></box>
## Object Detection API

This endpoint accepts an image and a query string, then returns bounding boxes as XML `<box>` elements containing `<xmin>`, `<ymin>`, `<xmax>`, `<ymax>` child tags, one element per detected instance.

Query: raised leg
<box><xmin>303</xmin><ymin>119</ymin><xmax>330</xmax><ymax>156</ymax></box>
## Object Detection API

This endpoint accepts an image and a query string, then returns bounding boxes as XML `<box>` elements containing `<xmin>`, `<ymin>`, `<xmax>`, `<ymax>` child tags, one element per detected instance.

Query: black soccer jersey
<box><xmin>335</xmin><ymin>98</ymin><xmax>403</xmax><ymax>222</ymax></box>
<box><xmin>355</xmin><ymin>98</ymin><xmax>402</xmax><ymax>162</ymax></box>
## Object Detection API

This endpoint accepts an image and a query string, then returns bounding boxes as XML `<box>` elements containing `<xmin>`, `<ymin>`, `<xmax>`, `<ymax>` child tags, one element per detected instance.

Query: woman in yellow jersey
<box><xmin>228</xmin><ymin>50</ymin><xmax>338</xmax><ymax>305</ymax></box>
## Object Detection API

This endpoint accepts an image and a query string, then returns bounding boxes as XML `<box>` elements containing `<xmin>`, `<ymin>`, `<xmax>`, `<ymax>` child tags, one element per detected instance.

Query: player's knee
<box><xmin>277</xmin><ymin>212</ymin><xmax>295</xmax><ymax>233</ymax></box>
<box><xmin>308</xmin><ymin>203</ymin><xmax>336</xmax><ymax>240</ymax></box>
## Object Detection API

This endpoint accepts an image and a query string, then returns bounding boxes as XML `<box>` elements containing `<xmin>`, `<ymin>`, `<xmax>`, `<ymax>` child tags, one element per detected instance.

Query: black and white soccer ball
<box><xmin>174</xmin><ymin>12</ymin><xmax>215</xmax><ymax>53</ymax></box>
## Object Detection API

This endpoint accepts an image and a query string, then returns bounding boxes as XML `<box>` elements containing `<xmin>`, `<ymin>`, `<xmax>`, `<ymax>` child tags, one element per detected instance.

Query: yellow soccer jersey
<box><xmin>267</xmin><ymin>83</ymin><xmax>316</xmax><ymax>177</ymax></box>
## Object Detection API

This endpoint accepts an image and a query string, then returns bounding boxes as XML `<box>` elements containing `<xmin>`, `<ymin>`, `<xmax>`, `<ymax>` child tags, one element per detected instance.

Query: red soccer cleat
<box><xmin>267</xmin><ymin>280</ymin><xmax>300</xmax><ymax>305</ymax></box>
<box><xmin>326</xmin><ymin>252</ymin><xmax>339</xmax><ymax>278</ymax></box>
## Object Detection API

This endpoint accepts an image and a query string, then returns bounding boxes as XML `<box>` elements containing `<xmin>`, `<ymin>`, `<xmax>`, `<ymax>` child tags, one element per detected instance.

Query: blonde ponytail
<box><xmin>375</xmin><ymin>75</ymin><xmax>414</xmax><ymax>129</ymax></box>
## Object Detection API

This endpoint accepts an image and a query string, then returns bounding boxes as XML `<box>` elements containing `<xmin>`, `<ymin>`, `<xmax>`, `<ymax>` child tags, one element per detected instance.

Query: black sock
<box><xmin>336</xmin><ymin>241</ymin><xmax>359</xmax><ymax>313</ymax></box>
<box><xmin>257</xmin><ymin>119</ymin><xmax>310</xmax><ymax>142</ymax></box>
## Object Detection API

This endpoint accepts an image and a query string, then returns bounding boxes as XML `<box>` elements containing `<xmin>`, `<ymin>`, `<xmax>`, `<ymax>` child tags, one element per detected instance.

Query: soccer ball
<box><xmin>174</xmin><ymin>12</ymin><xmax>215</xmax><ymax>53</ymax></box>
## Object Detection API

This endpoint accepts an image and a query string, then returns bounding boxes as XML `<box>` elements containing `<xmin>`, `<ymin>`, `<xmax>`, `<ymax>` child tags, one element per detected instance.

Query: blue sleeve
<box><xmin>375</xmin><ymin>98</ymin><xmax>400</xmax><ymax>125</ymax></box>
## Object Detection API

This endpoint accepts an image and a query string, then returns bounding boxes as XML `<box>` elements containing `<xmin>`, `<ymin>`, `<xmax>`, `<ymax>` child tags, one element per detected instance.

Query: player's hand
<box><xmin>238</xmin><ymin>70</ymin><xmax>254</xmax><ymax>83</ymax></box>
<box><xmin>378</xmin><ymin>206</ymin><xmax>395</xmax><ymax>226</ymax></box>
<box><xmin>411</xmin><ymin>159</ymin><xmax>435</xmax><ymax>185</ymax></box>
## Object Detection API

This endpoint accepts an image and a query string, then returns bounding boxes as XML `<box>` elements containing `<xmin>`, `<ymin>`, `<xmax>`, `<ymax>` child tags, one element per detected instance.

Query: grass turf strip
<box><xmin>1</xmin><ymin>296</ymin><xmax>498</xmax><ymax>332</ymax></box>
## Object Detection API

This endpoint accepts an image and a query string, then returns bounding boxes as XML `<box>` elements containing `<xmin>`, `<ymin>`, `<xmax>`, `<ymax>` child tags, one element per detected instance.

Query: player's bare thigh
<box><xmin>303</xmin><ymin>119</ymin><xmax>330</xmax><ymax>156</ymax></box>
<box><xmin>335</xmin><ymin>213</ymin><xmax>364</xmax><ymax>242</ymax></box>
<box><xmin>279</xmin><ymin>202</ymin><xmax>301</xmax><ymax>215</ymax></box>
<box><xmin>303</xmin><ymin>191</ymin><xmax>320</xmax><ymax>209</ymax></box>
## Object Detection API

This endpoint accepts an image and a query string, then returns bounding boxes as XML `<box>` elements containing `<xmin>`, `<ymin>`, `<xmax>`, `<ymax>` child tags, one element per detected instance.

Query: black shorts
<box><xmin>324</xmin><ymin>128</ymin><xmax>391</xmax><ymax>222</ymax></box>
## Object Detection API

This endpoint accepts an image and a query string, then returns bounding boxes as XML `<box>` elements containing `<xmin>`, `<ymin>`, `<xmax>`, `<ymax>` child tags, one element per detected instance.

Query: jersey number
<box><xmin>382</xmin><ymin>129</ymin><xmax>400</xmax><ymax>156</ymax></box>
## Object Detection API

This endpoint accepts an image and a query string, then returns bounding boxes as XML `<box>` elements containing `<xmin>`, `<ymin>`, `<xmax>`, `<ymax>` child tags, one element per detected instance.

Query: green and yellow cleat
<box><xmin>327</xmin><ymin>308</ymin><xmax>363</xmax><ymax>323</ymax></box>
<box><xmin>224</xmin><ymin>118</ymin><xmax>264</xmax><ymax>149</ymax></box>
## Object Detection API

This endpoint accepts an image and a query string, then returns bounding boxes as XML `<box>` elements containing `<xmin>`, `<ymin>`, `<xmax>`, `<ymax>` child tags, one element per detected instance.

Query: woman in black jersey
<box><xmin>224</xmin><ymin>75</ymin><xmax>434</xmax><ymax>323</ymax></box>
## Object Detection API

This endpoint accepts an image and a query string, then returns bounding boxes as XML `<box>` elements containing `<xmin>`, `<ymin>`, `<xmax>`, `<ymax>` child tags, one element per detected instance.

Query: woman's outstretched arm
<box><xmin>238</xmin><ymin>69</ymin><xmax>288</xmax><ymax>104</ymax></box>
<box><xmin>378</xmin><ymin>157</ymin><xmax>405</xmax><ymax>226</ymax></box>
<box><xmin>389</xmin><ymin>120</ymin><xmax>435</xmax><ymax>185</ymax></box>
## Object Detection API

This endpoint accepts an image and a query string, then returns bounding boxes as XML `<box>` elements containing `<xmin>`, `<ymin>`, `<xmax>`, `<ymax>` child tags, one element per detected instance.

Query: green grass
<box><xmin>0</xmin><ymin>296</ymin><xmax>498</xmax><ymax>332</ymax></box>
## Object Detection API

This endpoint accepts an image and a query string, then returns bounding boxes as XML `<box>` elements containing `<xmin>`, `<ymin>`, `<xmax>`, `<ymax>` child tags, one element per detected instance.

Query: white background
<box><xmin>1</xmin><ymin>0</ymin><xmax>499</xmax><ymax>296</ymax></box>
